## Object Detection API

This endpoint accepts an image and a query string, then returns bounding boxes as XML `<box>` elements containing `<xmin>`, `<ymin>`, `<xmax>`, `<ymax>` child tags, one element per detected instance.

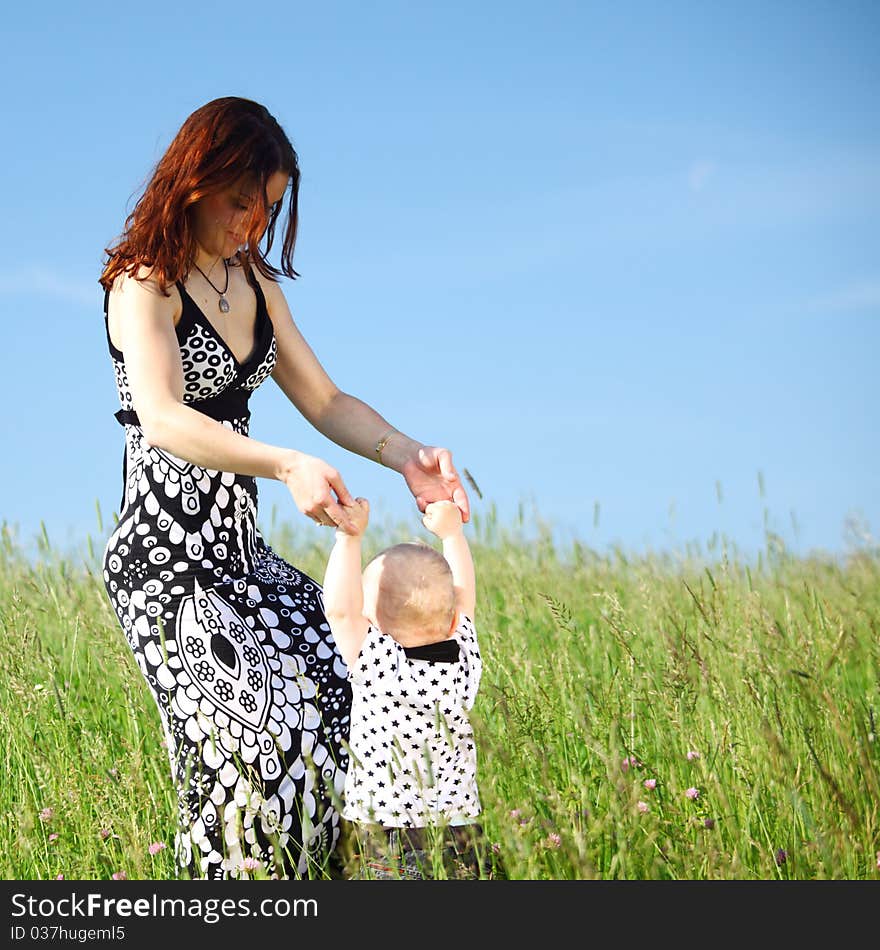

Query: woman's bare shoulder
<box><xmin>110</xmin><ymin>263</ymin><xmax>170</xmax><ymax>294</ymax></box>
<box><xmin>110</xmin><ymin>267</ymin><xmax>180</xmax><ymax>317</ymax></box>
<box><xmin>247</xmin><ymin>260</ymin><xmax>283</xmax><ymax>297</ymax></box>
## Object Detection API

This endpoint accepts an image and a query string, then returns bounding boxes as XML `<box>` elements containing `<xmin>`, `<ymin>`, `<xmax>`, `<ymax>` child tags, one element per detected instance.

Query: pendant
<box><xmin>218</xmin><ymin>296</ymin><xmax>230</xmax><ymax>313</ymax></box>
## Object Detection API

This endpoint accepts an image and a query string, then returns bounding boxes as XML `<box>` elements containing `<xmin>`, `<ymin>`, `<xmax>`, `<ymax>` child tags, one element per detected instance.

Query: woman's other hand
<box><xmin>402</xmin><ymin>446</ymin><xmax>471</xmax><ymax>523</ymax></box>
<box><xmin>277</xmin><ymin>450</ymin><xmax>357</xmax><ymax>531</ymax></box>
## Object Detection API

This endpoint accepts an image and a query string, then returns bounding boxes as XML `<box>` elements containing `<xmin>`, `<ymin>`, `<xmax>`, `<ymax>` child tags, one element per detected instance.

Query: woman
<box><xmin>99</xmin><ymin>97</ymin><xmax>470</xmax><ymax>880</ymax></box>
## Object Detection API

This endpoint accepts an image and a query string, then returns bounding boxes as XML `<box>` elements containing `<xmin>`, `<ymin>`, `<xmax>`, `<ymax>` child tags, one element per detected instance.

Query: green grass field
<box><xmin>2</xmin><ymin>504</ymin><xmax>878</xmax><ymax>880</ymax></box>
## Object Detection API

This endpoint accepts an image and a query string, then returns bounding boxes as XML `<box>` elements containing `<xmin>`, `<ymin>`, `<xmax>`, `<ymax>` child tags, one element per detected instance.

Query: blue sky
<box><xmin>1</xmin><ymin>1</ymin><xmax>877</xmax><ymax>560</ymax></box>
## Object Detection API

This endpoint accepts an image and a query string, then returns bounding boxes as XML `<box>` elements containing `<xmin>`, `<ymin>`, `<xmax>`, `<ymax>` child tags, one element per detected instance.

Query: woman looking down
<box><xmin>99</xmin><ymin>96</ymin><xmax>470</xmax><ymax>879</ymax></box>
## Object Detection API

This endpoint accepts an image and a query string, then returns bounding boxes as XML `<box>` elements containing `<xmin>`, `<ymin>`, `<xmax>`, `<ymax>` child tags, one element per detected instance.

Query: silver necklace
<box><xmin>194</xmin><ymin>257</ymin><xmax>230</xmax><ymax>312</ymax></box>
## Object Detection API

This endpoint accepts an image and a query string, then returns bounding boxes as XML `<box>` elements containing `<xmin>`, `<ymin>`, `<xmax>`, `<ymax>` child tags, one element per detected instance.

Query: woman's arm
<box><xmin>259</xmin><ymin>275</ymin><xmax>472</xmax><ymax>521</ymax></box>
<box><xmin>112</xmin><ymin>272</ymin><xmax>357</xmax><ymax>530</ymax></box>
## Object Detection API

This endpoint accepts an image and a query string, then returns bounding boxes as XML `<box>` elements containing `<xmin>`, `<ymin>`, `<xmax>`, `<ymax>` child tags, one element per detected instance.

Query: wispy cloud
<box><xmin>0</xmin><ymin>266</ymin><xmax>99</xmax><ymax>307</ymax></box>
<box><xmin>808</xmin><ymin>280</ymin><xmax>880</xmax><ymax>314</ymax></box>
<box><xmin>688</xmin><ymin>160</ymin><xmax>716</xmax><ymax>193</ymax></box>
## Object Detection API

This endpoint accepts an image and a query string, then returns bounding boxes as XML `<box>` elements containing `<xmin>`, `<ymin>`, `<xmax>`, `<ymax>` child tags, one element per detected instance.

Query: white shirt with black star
<box><xmin>342</xmin><ymin>614</ymin><xmax>483</xmax><ymax>827</ymax></box>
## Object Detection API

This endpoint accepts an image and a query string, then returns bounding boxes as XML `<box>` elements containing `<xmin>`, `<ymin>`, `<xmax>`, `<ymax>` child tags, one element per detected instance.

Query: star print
<box><xmin>344</xmin><ymin>620</ymin><xmax>483</xmax><ymax>824</ymax></box>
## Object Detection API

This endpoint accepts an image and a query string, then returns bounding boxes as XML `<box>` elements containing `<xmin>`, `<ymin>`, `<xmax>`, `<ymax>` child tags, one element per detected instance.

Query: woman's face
<box><xmin>191</xmin><ymin>169</ymin><xmax>290</xmax><ymax>259</ymax></box>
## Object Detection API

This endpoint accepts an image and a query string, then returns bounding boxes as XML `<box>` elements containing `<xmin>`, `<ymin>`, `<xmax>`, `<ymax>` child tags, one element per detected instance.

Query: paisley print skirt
<box><xmin>102</xmin><ymin>440</ymin><xmax>352</xmax><ymax>880</ymax></box>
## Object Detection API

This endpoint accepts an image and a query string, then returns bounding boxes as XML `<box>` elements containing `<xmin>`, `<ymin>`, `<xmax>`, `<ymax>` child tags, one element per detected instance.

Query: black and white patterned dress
<box><xmin>101</xmin><ymin>272</ymin><xmax>351</xmax><ymax>879</ymax></box>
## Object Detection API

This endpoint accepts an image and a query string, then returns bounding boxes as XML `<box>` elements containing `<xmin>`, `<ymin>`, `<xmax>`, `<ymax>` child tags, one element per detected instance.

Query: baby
<box><xmin>322</xmin><ymin>498</ymin><xmax>492</xmax><ymax>879</ymax></box>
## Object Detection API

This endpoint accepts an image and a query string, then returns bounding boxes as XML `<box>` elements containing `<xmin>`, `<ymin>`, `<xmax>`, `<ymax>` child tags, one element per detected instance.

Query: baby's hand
<box><xmin>422</xmin><ymin>500</ymin><xmax>463</xmax><ymax>539</ymax></box>
<box><xmin>337</xmin><ymin>497</ymin><xmax>370</xmax><ymax>537</ymax></box>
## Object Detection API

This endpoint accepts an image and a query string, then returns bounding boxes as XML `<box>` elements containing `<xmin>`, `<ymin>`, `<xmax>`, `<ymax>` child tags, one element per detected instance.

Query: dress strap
<box><xmin>243</xmin><ymin>264</ymin><xmax>271</xmax><ymax>324</ymax></box>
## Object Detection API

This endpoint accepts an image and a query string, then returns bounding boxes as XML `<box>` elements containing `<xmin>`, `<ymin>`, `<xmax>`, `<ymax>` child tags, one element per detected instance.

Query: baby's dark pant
<box><xmin>346</xmin><ymin>822</ymin><xmax>503</xmax><ymax>880</ymax></box>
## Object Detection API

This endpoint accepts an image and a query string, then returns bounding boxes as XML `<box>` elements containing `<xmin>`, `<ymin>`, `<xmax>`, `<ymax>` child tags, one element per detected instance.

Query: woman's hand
<box><xmin>276</xmin><ymin>450</ymin><xmax>357</xmax><ymax>531</ymax></box>
<box><xmin>402</xmin><ymin>446</ymin><xmax>471</xmax><ymax>523</ymax></box>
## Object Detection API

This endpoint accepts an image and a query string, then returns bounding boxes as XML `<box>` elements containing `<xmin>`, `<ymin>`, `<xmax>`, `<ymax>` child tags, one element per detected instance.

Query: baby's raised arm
<box><xmin>321</xmin><ymin>498</ymin><xmax>371</xmax><ymax>668</ymax></box>
<box><xmin>422</xmin><ymin>500</ymin><xmax>476</xmax><ymax>619</ymax></box>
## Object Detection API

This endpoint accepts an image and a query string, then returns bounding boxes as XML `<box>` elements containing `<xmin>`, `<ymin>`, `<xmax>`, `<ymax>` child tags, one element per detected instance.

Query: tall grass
<box><xmin>1</xmin><ymin>505</ymin><xmax>878</xmax><ymax>880</ymax></box>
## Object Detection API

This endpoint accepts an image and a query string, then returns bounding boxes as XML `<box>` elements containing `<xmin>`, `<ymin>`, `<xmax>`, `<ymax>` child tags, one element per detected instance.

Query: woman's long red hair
<box><xmin>100</xmin><ymin>97</ymin><xmax>300</xmax><ymax>292</ymax></box>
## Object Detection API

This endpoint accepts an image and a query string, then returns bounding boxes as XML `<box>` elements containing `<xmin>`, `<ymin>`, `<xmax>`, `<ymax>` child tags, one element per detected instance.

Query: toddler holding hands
<box><xmin>322</xmin><ymin>498</ymin><xmax>495</xmax><ymax>879</ymax></box>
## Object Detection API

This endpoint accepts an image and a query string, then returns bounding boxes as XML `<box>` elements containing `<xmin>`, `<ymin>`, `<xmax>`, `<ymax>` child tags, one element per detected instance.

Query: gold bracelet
<box><xmin>375</xmin><ymin>428</ymin><xmax>397</xmax><ymax>465</ymax></box>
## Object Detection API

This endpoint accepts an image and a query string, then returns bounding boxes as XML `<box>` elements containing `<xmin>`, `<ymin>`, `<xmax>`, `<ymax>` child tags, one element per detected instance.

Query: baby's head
<box><xmin>362</xmin><ymin>541</ymin><xmax>456</xmax><ymax>645</ymax></box>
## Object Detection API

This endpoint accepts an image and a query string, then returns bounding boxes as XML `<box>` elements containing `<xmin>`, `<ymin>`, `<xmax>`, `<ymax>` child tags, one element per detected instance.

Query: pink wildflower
<box><xmin>39</xmin><ymin>808</ymin><xmax>54</xmax><ymax>822</ymax></box>
<box><xmin>99</xmin><ymin>829</ymin><xmax>112</xmax><ymax>840</ymax></box>
<box><xmin>547</xmin><ymin>833</ymin><xmax>561</xmax><ymax>848</ymax></box>
<box><xmin>240</xmin><ymin>857</ymin><xmax>261</xmax><ymax>872</ymax></box>
<box><xmin>876</xmin><ymin>851</ymin><xmax>880</xmax><ymax>871</ymax></box>
<box><xmin>704</xmin><ymin>818</ymin><xmax>715</xmax><ymax>830</ymax></box>
<box><xmin>111</xmin><ymin>871</ymin><xmax>127</xmax><ymax>880</ymax></box>
<box><xmin>637</xmin><ymin>801</ymin><xmax>649</xmax><ymax>814</ymax></box>
<box><xmin>686</xmin><ymin>750</ymin><xmax>701</xmax><ymax>761</ymax></box>
<box><xmin>148</xmin><ymin>842</ymin><xmax>166</xmax><ymax>856</ymax></box>
<box><xmin>621</xmin><ymin>755</ymin><xmax>641</xmax><ymax>772</ymax></box>
<box><xmin>643</xmin><ymin>778</ymin><xmax>657</xmax><ymax>791</ymax></box>
<box><xmin>56</xmin><ymin>874</ymin><xmax>64</xmax><ymax>880</ymax></box>
<box><xmin>48</xmin><ymin>833</ymin><xmax>59</xmax><ymax>843</ymax></box>
<box><xmin>685</xmin><ymin>787</ymin><xmax>700</xmax><ymax>800</ymax></box>
<box><xmin>509</xmin><ymin>809</ymin><xmax>521</xmax><ymax>819</ymax></box>
<box><xmin>775</xmin><ymin>848</ymin><xmax>788</xmax><ymax>866</ymax></box>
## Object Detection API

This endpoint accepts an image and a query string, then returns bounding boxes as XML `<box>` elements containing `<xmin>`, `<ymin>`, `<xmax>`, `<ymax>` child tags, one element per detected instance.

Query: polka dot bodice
<box><xmin>106</xmin><ymin>277</ymin><xmax>277</xmax><ymax>409</ymax></box>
